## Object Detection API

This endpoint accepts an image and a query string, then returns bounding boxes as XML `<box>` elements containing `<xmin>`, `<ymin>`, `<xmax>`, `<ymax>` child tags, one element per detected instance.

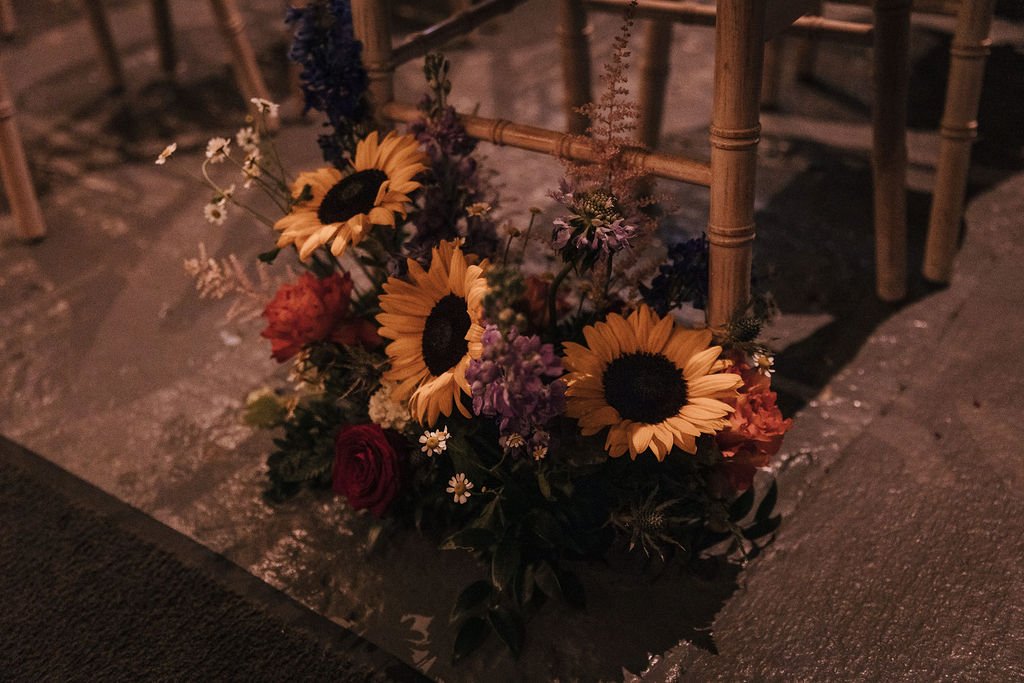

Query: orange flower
<box><xmin>715</xmin><ymin>355</ymin><xmax>792</xmax><ymax>491</ymax></box>
<box><xmin>260</xmin><ymin>271</ymin><xmax>379</xmax><ymax>362</ymax></box>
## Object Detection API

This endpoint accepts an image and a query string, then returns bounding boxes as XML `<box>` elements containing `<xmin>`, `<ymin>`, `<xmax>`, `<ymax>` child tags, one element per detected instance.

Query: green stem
<box><xmin>200</xmin><ymin>160</ymin><xmax>277</xmax><ymax>228</ymax></box>
<box><xmin>547</xmin><ymin>261</ymin><xmax>575</xmax><ymax>335</ymax></box>
<box><xmin>519</xmin><ymin>212</ymin><xmax>537</xmax><ymax>263</ymax></box>
<box><xmin>502</xmin><ymin>232</ymin><xmax>515</xmax><ymax>265</ymax></box>
<box><xmin>604</xmin><ymin>251</ymin><xmax>615</xmax><ymax>300</ymax></box>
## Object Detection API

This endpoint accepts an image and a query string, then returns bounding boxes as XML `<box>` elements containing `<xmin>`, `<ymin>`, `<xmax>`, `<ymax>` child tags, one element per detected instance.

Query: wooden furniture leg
<box><xmin>558</xmin><ymin>0</ymin><xmax>592</xmax><ymax>135</ymax></box>
<box><xmin>0</xmin><ymin>66</ymin><xmax>46</xmax><ymax>240</ymax></box>
<box><xmin>352</xmin><ymin>0</ymin><xmax>395</xmax><ymax>125</ymax></box>
<box><xmin>922</xmin><ymin>0</ymin><xmax>997</xmax><ymax>283</ymax></box>
<box><xmin>81</xmin><ymin>0</ymin><xmax>126</xmax><ymax>92</ymax></box>
<box><xmin>207</xmin><ymin>0</ymin><xmax>274</xmax><ymax>124</ymax></box>
<box><xmin>150</xmin><ymin>0</ymin><xmax>178</xmax><ymax>77</ymax></box>
<box><xmin>0</xmin><ymin>0</ymin><xmax>17</xmax><ymax>39</ymax></box>
<box><xmin>707</xmin><ymin>0</ymin><xmax>766</xmax><ymax>328</ymax></box>
<box><xmin>871</xmin><ymin>0</ymin><xmax>911</xmax><ymax>301</ymax></box>
<box><xmin>638</xmin><ymin>19</ymin><xmax>673</xmax><ymax>147</ymax></box>
<box><xmin>795</xmin><ymin>0</ymin><xmax>823</xmax><ymax>80</ymax></box>
<box><xmin>761</xmin><ymin>37</ymin><xmax>785</xmax><ymax>109</ymax></box>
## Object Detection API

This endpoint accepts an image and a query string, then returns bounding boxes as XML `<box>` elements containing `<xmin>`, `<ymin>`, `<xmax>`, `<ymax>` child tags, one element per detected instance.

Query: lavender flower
<box><xmin>286</xmin><ymin>0</ymin><xmax>368</xmax><ymax>165</ymax></box>
<box><xmin>465</xmin><ymin>325</ymin><xmax>566</xmax><ymax>451</ymax></box>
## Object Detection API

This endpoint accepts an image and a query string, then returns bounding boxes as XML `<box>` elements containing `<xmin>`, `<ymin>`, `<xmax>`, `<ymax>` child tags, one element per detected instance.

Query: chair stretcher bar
<box><xmin>382</xmin><ymin>100</ymin><xmax>712</xmax><ymax>187</ymax></box>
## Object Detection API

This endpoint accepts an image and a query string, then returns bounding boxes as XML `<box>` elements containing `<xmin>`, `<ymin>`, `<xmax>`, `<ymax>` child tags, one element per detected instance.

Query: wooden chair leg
<box><xmin>0</xmin><ymin>0</ymin><xmax>17</xmax><ymax>39</ymax></box>
<box><xmin>871</xmin><ymin>0</ymin><xmax>911</xmax><ymax>301</ymax></box>
<box><xmin>761</xmin><ymin>37</ymin><xmax>785</xmax><ymax>109</ymax></box>
<box><xmin>558</xmin><ymin>0</ymin><xmax>592</xmax><ymax>135</ymax></box>
<box><xmin>150</xmin><ymin>0</ymin><xmax>177</xmax><ymax>77</ymax></box>
<box><xmin>922</xmin><ymin>0</ymin><xmax>997</xmax><ymax>283</ymax></box>
<box><xmin>795</xmin><ymin>0</ymin><xmax>823</xmax><ymax>81</ymax></box>
<box><xmin>0</xmin><ymin>66</ymin><xmax>46</xmax><ymax>240</ymax></box>
<box><xmin>638</xmin><ymin>19</ymin><xmax>672</xmax><ymax>147</ymax></box>
<box><xmin>351</xmin><ymin>0</ymin><xmax>395</xmax><ymax>125</ymax></box>
<box><xmin>81</xmin><ymin>0</ymin><xmax>126</xmax><ymax>92</ymax></box>
<box><xmin>207</xmin><ymin>0</ymin><xmax>274</xmax><ymax>126</ymax></box>
<box><xmin>707</xmin><ymin>0</ymin><xmax>766</xmax><ymax>329</ymax></box>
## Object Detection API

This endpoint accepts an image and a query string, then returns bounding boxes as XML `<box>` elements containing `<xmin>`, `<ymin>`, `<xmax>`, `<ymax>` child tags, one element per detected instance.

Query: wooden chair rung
<box><xmin>382</xmin><ymin>100</ymin><xmax>712</xmax><ymax>187</ymax></box>
<box><xmin>393</xmin><ymin>0</ymin><xmax>530</xmax><ymax>66</ymax></box>
<box><xmin>586</xmin><ymin>0</ymin><xmax>715</xmax><ymax>27</ymax></box>
<box><xmin>587</xmin><ymin>0</ymin><xmax>873</xmax><ymax>45</ymax></box>
<box><xmin>829</xmin><ymin>0</ymin><xmax>960</xmax><ymax>17</ymax></box>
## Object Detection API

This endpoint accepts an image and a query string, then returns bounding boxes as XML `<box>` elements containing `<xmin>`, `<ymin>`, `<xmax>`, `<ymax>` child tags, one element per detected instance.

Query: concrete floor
<box><xmin>1</xmin><ymin>0</ymin><xmax>1022</xmax><ymax>680</ymax></box>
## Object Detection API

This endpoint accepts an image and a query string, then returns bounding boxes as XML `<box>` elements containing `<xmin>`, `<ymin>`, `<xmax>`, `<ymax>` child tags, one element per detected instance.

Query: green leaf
<box><xmin>743</xmin><ymin>514</ymin><xmax>782</xmax><ymax>540</ymax></box>
<box><xmin>488</xmin><ymin>606</ymin><xmax>525</xmax><ymax>658</ymax></box>
<box><xmin>729</xmin><ymin>487</ymin><xmax>755</xmax><ymax>522</ymax></box>
<box><xmin>520</xmin><ymin>564</ymin><xmax>536</xmax><ymax>605</ymax></box>
<box><xmin>755</xmin><ymin>479</ymin><xmax>778</xmax><ymax>522</ymax></box>
<box><xmin>452</xmin><ymin>616</ymin><xmax>490</xmax><ymax>664</ymax></box>
<box><xmin>491</xmin><ymin>540</ymin><xmax>521</xmax><ymax>592</ymax></box>
<box><xmin>534</xmin><ymin>561</ymin><xmax>561</xmax><ymax>600</ymax></box>
<box><xmin>442</xmin><ymin>527</ymin><xmax>496</xmax><ymax>552</ymax></box>
<box><xmin>451</xmin><ymin>580</ymin><xmax>492</xmax><ymax>621</ymax></box>
<box><xmin>526</xmin><ymin>510</ymin><xmax>563</xmax><ymax>549</ymax></box>
<box><xmin>257</xmin><ymin>248</ymin><xmax>281</xmax><ymax>264</ymax></box>
<box><xmin>537</xmin><ymin>471</ymin><xmax>554</xmax><ymax>501</ymax></box>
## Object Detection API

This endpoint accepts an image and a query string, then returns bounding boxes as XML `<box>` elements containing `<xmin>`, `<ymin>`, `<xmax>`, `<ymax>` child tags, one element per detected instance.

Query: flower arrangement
<box><xmin>169</xmin><ymin>0</ymin><xmax>792</xmax><ymax>663</ymax></box>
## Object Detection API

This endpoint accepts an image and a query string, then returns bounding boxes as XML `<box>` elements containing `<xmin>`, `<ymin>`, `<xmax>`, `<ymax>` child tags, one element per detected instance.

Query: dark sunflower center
<box><xmin>317</xmin><ymin>169</ymin><xmax>388</xmax><ymax>224</ymax></box>
<box><xmin>602</xmin><ymin>352</ymin><xmax>688</xmax><ymax>424</ymax></box>
<box><xmin>422</xmin><ymin>294</ymin><xmax>471</xmax><ymax>376</ymax></box>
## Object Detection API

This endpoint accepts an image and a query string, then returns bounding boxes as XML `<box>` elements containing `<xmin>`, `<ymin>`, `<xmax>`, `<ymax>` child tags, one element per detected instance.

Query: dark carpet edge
<box><xmin>0</xmin><ymin>434</ymin><xmax>428</xmax><ymax>683</ymax></box>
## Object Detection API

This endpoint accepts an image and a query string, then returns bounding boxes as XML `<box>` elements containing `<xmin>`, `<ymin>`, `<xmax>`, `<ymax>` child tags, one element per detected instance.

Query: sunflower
<box><xmin>274</xmin><ymin>131</ymin><xmax>427</xmax><ymax>260</ymax></box>
<box><xmin>563</xmin><ymin>305</ymin><xmax>743</xmax><ymax>460</ymax></box>
<box><xmin>376</xmin><ymin>241</ymin><xmax>489</xmax><ymax>425</ymax></box>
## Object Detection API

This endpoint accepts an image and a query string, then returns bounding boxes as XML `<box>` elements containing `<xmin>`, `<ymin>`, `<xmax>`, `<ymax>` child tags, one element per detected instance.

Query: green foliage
<box><xmin>264</xmin><ymin>395</ymin><xmax>343</xmax><ymax>502</ymax></box>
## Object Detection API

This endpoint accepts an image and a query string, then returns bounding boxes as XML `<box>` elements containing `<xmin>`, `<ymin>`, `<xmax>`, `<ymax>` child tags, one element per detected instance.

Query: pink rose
<box><xmin>260</xmin><ymin>271</ymin><xmax>380</xmax><ymax>362</ymax></box>
<box><xmin>332</xmin><ymin>424</ymin><xmax>405</xmax><ymax>517</ymax></box>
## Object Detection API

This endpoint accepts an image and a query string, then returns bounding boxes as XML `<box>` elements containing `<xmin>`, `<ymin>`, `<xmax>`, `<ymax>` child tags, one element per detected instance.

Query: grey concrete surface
<box><xmin>1</xmin><ymin>0</ymin><xmax>1022</xmax><ymax>680</ymax></box>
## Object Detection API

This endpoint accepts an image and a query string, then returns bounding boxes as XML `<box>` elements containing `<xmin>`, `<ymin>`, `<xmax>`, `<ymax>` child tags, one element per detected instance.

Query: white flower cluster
<box><xmin>367</xmin><ymin>380</ymin><xmax>413</xmax><ymax>432</ymax></box>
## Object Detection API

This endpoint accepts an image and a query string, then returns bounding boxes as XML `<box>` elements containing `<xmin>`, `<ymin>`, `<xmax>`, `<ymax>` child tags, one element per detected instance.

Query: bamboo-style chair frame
<box><xmin>0</xmin><ymin>0</ymin><xmax>275</xmax><ymax>241</ymax></box>
<box><xmin>583</xmin><ymin>0</ymin><xmax>997</xmax><ymax>293</ymax></box>
<box><xmin>352</xmin><ymin>0</ymin><xmax>869</xmax><ymax>328</ymax></box>
<box><xmin>80</xmin><ymin>0</ymin><xmax>272</xmax><ymax>116</ymax></box>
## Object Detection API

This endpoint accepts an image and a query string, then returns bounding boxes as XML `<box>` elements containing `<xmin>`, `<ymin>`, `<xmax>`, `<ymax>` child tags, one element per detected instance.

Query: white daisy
<box><xmin>466</xmin><ymin>202</ymin><xmax>492</xmax><ymax>217</ymax></box>
<box><xmin>205</xmin><ymin>137</ymin><xmax>231</xmax><ymax>163</ymax></box>
<box><xmin>250</xmin><ymin>97</ymin><xmax>280</xmax><ymax>118</ymax></box>
<box><xmin>155</xmin><ymin>142</ymin><xmax>177</xmax><ymax>165</ymax></box>
<box><xmin>752</xmin><ymin>352</ymin><xmax>775</xmax><ymax>376</ymax></box>
<box><xmin>503</xmin><ymin>433</ymin><xmax>525</xmax><ymax>450</ymax></box>
<box><xmin>532</xmin><ymin>445</ymin><xmax>548</xmax><ymax>461</ymax></box>
<box><xmin>446</xmin><ymin>473</ymin><xmax>474</xmax><ymax>504</ymax></box>
<box><xmin>235</xmin><ymin>126</ymin><xmax>260</xmax><ymax>152</ymax></box>
<box><xmin>418</xmin><ymin>426</ymin><xmax>450</xmax><ymax>456</ymax></box>
<box><xmin>241</xmin><ymin>151</ymin><xmax>263</xmax><ymax>188</ymax></box>
<box><xmin>203</xmin><ymin>201</ymin><xmax>227</xmax><ymax>226</ymax></box>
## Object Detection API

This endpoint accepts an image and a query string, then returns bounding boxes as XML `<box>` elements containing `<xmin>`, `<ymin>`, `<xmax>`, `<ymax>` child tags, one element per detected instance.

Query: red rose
<box><xmin>260</xmin><ymin>271</ymin><xmax>380</xmax><ymax>362</ymax></box>
<box><xmin>714</xmin><ymin>356</ymin><xmax>793</xmax><ymax>492</ymax></box>
<box><xmin>332</xmin><ymin>424</ymin><xmax>405</xmax><ymax>517</ymax></box>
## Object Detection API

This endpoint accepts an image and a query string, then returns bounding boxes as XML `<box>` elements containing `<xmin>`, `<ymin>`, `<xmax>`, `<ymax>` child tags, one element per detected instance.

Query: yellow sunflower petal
<box><xmin>683</xmin><ymin>345</ymin><xmax>724</xmax><ymax>380</ymax></box>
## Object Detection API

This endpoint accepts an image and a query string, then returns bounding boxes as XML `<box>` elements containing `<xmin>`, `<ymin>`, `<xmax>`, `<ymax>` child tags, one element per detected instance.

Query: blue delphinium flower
<box><xmin>286</xmin><ymin>0</ymin><xmax>368</xmax><ymax>165</ymax></box>
<box><xmin>641</xmin><ymin>235</ymin><xmax>709</xmax><ymax>313</ymax></box>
